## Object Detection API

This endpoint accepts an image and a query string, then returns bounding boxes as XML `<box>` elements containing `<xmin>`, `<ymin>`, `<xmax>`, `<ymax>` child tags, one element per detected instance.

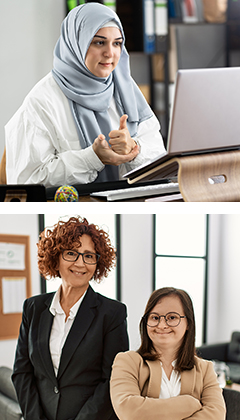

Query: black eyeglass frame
<box><xmin>62</xmin><ymin>250</ymin><xmax>100</xmax><ymax>265</ymax></box>
<box><xmin>143</xmin><ymin>311</ymin><xmax>187</xmax><ymax>328</ymax></box>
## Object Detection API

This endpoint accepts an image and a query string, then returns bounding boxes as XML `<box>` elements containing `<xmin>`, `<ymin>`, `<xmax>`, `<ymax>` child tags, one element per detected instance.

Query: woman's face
<box><xmin>147</xmin><ymin>295</ymin><xmax>188</xmax><ymax>354</ymax></box>
<box><xmin>85</xmin><ymin>26</ymin><xmax>123</xmax><ymax>78</ymax></box>
<box><xmin>58</xmin><ymin>234</ymin><xmax>97</xmax><ymax>294</ymax></box>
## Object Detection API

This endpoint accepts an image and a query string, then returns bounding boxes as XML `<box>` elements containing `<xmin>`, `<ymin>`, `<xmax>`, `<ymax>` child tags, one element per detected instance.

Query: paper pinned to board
<box><xmin>0</xmin><ymin>243</ymin><xmax>25</xmax><ymax>270</ymax></box>
<box><xmin>2</xmin><ymin>277</ymin><xmax>26</xmax><ymax>314</ymax></box>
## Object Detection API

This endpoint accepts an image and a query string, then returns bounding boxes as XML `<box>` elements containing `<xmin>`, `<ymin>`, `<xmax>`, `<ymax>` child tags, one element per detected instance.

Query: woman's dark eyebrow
<box><xmin>93</xmin><ymin>35</ymin><xmax>123</xmax><ymax>40</ymax></box>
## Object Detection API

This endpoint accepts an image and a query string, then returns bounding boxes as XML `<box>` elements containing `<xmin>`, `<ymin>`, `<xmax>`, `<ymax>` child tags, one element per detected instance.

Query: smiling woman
<box><xmin>57</xmin><ymin>235</ymin><xmax>99</xmax><ymax>315</ymax></box>
<box><xmin>12</xmin><ymin>216</ymin><xmax>129</xmax><ymax>420</ymax></box>
<box><xmin>144</xmin><ymin>295</ymin><xmax>189</xmax><ymax>377</ymax></box>
<box><xmin>110</xmin><ymin>287</ymin><xmax>226</xmax><ymax>420</ymax></box>
<box><xmin>85</xmin><ymin>27</ymin><xmax>123</xmax><ymax>78</ymax></box>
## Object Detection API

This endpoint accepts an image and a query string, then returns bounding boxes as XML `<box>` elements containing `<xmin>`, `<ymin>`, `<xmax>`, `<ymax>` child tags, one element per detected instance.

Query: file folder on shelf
<box><xmin>143</xmin><ymin>0</ymin><xmax>155</xmax><ymax>53</ymax></box>
<box><xmin>154</xmin><ymin>0</ymin><xmax>168</xmax><ymax>52</ymax></box>
<box><xmin>168</xmin><ymin>0</ymin><xmax>182</xmax><ymax>20</ymax></box>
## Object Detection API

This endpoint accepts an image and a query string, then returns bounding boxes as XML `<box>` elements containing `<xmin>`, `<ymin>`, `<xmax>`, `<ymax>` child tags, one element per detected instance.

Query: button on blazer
<box><xmin>12</xmin><ymin>285</ymin><xmax>129</xmax><ymax>420</ymax></box>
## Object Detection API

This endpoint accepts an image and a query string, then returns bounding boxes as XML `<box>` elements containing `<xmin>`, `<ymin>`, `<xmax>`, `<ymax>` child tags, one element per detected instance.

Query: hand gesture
<box><xmin>92</xmin><ymin>134</ymin><xmax>139</xmax><ymax>166</ymax></box>
<box><xmin>108</xmin><ymin>114</ymin><xmax>137</xmax><ymax>155</ymax></box>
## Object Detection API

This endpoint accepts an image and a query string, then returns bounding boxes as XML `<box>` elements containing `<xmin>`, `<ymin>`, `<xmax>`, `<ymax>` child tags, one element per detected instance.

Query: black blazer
<box><xmin>12</xmin><ymin>285</ymin><xmax>129</xmax><ymax>420</ymax></box>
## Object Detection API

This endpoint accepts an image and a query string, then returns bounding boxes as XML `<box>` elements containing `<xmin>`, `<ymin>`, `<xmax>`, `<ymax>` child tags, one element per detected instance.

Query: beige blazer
<box><xmin>110</xmin><ymin>351</ymin><xmax>226</xmax><ymax>420</ymax></box>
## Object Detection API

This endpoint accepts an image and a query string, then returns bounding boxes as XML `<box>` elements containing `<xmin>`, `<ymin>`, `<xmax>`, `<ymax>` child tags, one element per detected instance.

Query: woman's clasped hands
<box><xmin>93</xmin><ymin>114</ymin><xmax>139</xmax><ymax>165</ymax></box>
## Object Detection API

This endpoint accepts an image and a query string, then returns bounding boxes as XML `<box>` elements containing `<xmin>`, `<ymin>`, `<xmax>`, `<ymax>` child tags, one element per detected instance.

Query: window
<box><xmin>154</xmin><ymin>214</ymin><xmax>208</xmax><ymax>346</ymax></box>
<box><xmin>39</xmin><ymin>214</ymin><xmax>117</xmax><ymax>299</ymax></box>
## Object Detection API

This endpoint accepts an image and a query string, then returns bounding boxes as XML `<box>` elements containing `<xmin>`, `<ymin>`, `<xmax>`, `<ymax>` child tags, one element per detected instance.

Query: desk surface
<box><xmin>226</xmin><ymin>383</ymin><xmax>240</xmax><ymax>392</ymax></box>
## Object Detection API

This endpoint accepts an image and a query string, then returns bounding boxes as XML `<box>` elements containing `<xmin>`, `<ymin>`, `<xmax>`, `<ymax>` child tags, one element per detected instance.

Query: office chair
<box><xmin>197</xmin><ymin>331</ymin><xmax>240</xmax><ymax>383</ymax></box>
<box><xmin>223</xmin><ymin>387</ymin><xmax>240</xmax><ymax>420</ymax></box>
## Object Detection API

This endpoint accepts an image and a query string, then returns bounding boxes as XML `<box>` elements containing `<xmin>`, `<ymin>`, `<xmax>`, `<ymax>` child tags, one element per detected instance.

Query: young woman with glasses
<box><xmin>12</xmin><ymin>216</ymin><xmax>129</xmax><ymax>420</ymax></box>
<box><xmin>110</xmin><ymin>287</ymin><xmax>226</xmax><ymax>420</ymax></box>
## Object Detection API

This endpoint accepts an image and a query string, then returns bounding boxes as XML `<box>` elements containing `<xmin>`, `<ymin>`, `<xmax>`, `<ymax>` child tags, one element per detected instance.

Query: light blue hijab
<box><xmin>52</xmin><ymin>2</ymin><xmax>153</xmax><ymax>182</ymax></box>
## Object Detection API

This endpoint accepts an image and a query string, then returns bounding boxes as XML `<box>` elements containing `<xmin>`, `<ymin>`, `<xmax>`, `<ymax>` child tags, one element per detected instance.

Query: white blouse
<box><xmin>5</xmin><ymin>72</ymin><xmax>166</xmax><ymax>187</ymax></box>
<box><xmin>159</xmin><ymin>361</ymin><xmax>181</xmax><ymax>399</ymax></box>
<box><xmin>49</xmin><ymin>287</ymin><xmax>86</xmax><ymax>376</ymax></box>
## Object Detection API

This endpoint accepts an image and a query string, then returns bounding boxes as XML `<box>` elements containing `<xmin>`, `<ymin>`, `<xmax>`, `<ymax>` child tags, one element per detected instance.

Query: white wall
<box><xmin>207</xmin><ymin>214</ymin><xmax>240</xmax><ymax>344</ymax></box>
<box><xmin>0</xmin><ymin>214</ymin><xmax>40</xmax><ymax>368</ymax></box>
<box><xmin>0</xmin><ymin>0</ymin><xmax>65</xmax><ymax>157</ymax></box>
<box><xmin>206</xmin><ymin>214</ymin><xmax>223</xmax><ymax>343</ymax></box>
<box><xmin>120</xmin><ymin>214</ymin><xmax>153</xmax><ymax>350</ymax></box>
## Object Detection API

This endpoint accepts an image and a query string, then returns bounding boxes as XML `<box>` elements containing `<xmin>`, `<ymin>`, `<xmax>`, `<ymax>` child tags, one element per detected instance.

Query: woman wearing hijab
<box><xmin>5</xmin><ymin>3</ymin><xmax>165</xmax><ymax>187</ymax></box>
<box><xmin>12</xmin><ymin>216</ymin><xmax>129</xmax><ymax>420</ymax></box>
<box><xmin>110</xmin><ymin>287</ymin><xmax>226</xmax><ymax>420</ymax></box>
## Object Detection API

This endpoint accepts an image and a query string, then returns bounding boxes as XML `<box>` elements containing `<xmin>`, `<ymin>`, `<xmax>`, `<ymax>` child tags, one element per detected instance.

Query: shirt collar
<box><xmin>49</xmin><ymin>286</ymin><xmax>87</xmax><ymax>319</ymax></box>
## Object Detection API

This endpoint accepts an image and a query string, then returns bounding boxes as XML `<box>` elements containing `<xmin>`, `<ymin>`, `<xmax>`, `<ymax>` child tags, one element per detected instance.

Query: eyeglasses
<box><xmin>62</xmin><ymin>250</ymin><xmax>100</xmax><ymax>265</ymax></box>
<box><xmin>144</xmin><ymin>312</ymin><xmax>187</xmax><ymax>328</ymax></box>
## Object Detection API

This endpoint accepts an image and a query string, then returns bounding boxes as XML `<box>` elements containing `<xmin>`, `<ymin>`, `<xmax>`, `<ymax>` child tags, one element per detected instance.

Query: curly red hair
<box><xmin>37</xmin><ymin>216</ymin><xmax>116</xmax><ymax>282</ymax></box>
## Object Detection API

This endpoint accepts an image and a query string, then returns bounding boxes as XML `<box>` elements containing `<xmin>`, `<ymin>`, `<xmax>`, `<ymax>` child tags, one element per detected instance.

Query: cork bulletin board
<box><xmin>0</xmin><ymin>234</ymin><xmax>31</xmax><ymax>340</ymax></box>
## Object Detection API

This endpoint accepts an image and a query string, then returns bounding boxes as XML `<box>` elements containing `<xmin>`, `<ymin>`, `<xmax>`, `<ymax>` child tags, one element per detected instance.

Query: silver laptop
<box><xmin>123</xmin><ymin>67</ymin><xmax>240</xmax><ymax>183</ymax></box>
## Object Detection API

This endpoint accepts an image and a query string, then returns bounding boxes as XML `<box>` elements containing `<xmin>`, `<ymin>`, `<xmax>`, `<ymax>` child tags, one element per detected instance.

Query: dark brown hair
<box><xmin>138</xmin><ymin>287</ymin><xmax>196</xmax><ymax>371</ymax></box>
<box><xmin>37</xmin><ymin>216</ymin><xmax>116</xmax><ymax>282</ymax></box>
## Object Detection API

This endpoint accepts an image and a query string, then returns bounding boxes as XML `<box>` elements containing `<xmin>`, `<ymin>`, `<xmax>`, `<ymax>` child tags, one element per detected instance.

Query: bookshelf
<box><xmin>116</xmin><ymin>0</ymin><xmax>170</xmax><ymax>144</ymax></box>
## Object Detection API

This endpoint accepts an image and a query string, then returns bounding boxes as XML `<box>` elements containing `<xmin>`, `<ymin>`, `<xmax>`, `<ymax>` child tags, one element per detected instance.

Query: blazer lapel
<box><xmin>37</xmin><ymin>293</ymin><xmax>57</xmax><ymax>384</ymax></box>
<box><xmin>180</xmin><ymin>365</ymin><xmax>196</xmax><ymax>395</ymax></box>
<box><xmin>145</xmin><ymin>359</ymin><xmax>162</xmax><ymax>398</ymax></box>
<box><xmin>57</xmin><ymin>286</ymin><xmax>98</xmax><ymax>380</ymax></box>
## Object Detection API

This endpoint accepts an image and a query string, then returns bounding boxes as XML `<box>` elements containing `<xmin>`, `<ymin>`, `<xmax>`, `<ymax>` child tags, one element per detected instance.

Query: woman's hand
<box><xmin>92</xmin><ymin>133</ymin><xmax>139</xmax><ymax>166</ymax></box>
<box><xmin>109</xmin><ymin>114</ymin><xmax>137</xmax><ymax>155</ymax></box>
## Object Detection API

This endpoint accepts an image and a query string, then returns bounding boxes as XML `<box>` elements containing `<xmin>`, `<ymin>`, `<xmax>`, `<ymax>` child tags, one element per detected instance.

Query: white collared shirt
<box><xmin>159</xmin><ymin>360</ymin><xmax>181</xmax><ymax>399</ymax></box>
<box><xmin>49</xmin><ymin>286</ymin><xmax>86</xmax><ymax>376</ymax></box>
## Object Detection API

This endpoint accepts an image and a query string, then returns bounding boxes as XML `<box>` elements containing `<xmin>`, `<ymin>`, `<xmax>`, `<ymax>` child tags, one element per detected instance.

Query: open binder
<box><xmin>123</xmin><ymin>67</ymin><xmax>240</xmax><ymax>201</ymax></box>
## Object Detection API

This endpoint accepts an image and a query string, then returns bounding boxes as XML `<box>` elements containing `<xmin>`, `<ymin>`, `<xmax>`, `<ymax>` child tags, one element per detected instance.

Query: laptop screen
<box><xmin>167</xmin><ymin>67</ymin><xmax>240</xmax><ymax>155</ymax></box>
